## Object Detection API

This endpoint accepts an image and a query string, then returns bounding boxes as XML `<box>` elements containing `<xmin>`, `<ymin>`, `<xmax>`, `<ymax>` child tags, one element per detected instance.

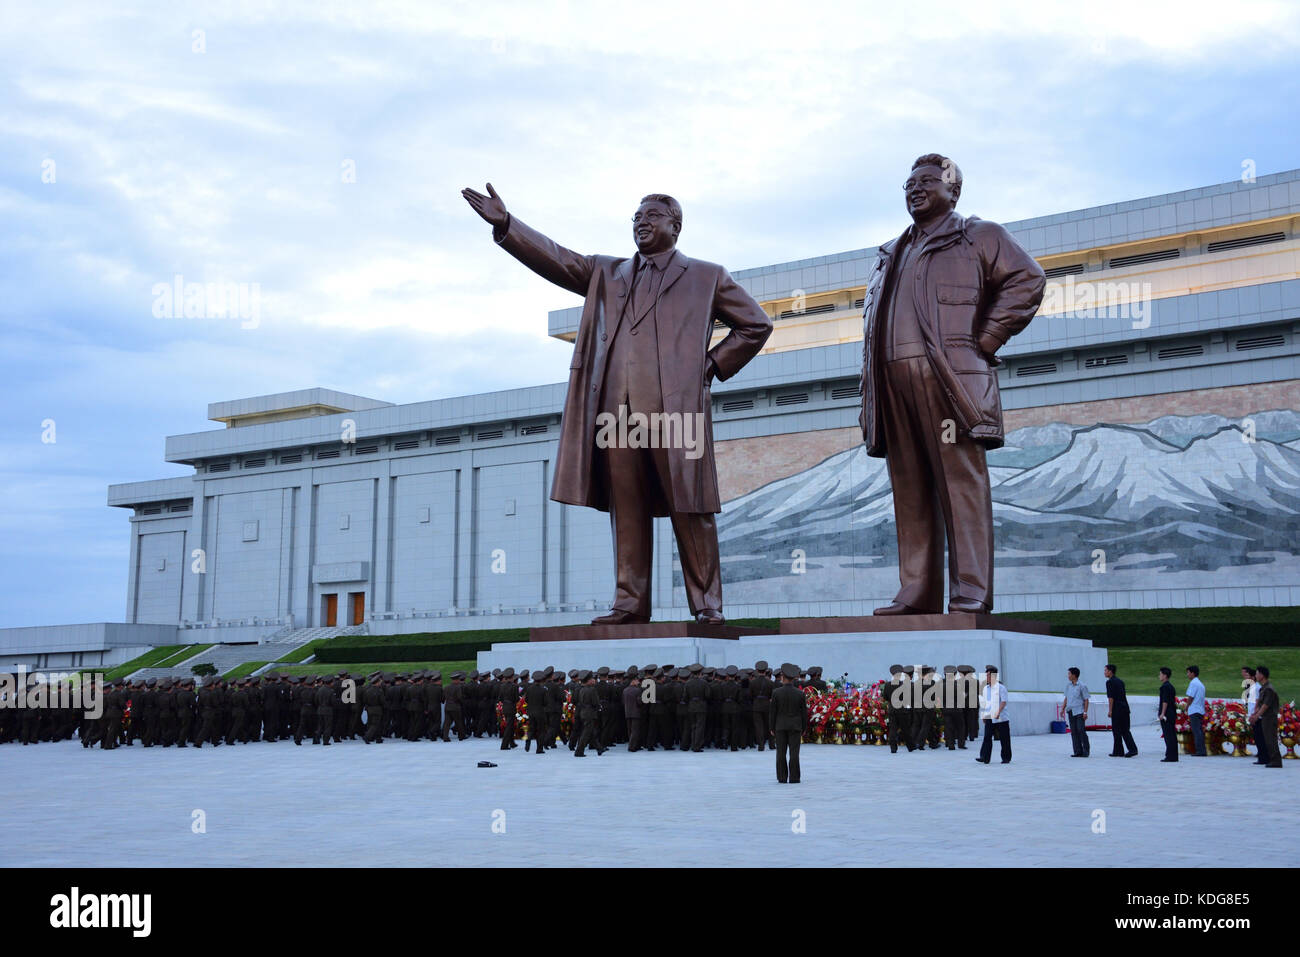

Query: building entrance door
<box><xmin>322</xmin><ymin>593</ymin><xmax>338</xmax><ymax>626</ymax></box>
<box><xmin>349</xmin><ymin>592</ymin><xmax>365</xmax><ymax>626</ymax></box>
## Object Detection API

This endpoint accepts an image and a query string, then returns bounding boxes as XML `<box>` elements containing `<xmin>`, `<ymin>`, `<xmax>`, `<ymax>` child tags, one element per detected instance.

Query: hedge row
<box><xmin>326</xmin><ymin>627</ymin><xmax>530</xmax><ymax>648</ymax></box>
<box><xmin>1050</xmin><ymin>623</ymin><xmax>1300</xmax><ymax>648</ymax></box>
<box><xmin>315</xmin><ymin>640</ymin><xmax>511</xmax><ymax>663</ymax></box>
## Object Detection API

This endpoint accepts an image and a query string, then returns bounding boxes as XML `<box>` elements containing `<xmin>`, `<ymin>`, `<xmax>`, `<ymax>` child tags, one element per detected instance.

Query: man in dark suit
<box><xmin>1158</xmin><ymin>667</ymin><xmax>1178</xmax><ymax>762</ymax></box>
<box><xmin>463</xmin><ymin>184</ymin><xmax>772</xmax><ymax>625</ymax></box>
<box><xmin>770</xmin><ymin>663</ymin><xmax>807</xmax><ymax>783</ymax></box>
<box><xmin>1251</xmin><ymin>665</ymin><xmax>1284</xmax><ymax>768</ymax></box>
<box><xmin>1104</xmin><ymin>663</ymin><xmax>1137</xmax><ymax>757</ymax></box>
<box><xmin>860</xmin><ymin>155</ymin><xmax>1045</xmax><ymax>615</ymax></box>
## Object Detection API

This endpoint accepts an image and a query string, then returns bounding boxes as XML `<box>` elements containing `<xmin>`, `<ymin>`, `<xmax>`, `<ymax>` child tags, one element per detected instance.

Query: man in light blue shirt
<box><xmin>1185</xmin><ymin>666</ymin><xmax>1207</xmax><ymax>756</ymax></box>
<box><xmin>1062</xmin><ymin>667</ymin><xmax>1090</xmax><ymax>757</ymax></box>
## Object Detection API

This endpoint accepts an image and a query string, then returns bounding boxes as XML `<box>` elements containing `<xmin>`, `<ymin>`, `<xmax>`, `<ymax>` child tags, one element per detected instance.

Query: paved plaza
<box><xmin>3</xmin><ymin>733</ymin><xmax>1294</xmax><ymax>867</ymax></box>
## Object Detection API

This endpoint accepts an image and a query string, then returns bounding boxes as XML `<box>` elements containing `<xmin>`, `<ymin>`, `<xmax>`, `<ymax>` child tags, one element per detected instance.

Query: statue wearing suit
<box><xmin>463</xmin><ymin>185</ymin><xmax>772</xmax><ymax>624</ymax></box>
<box><xmin>860</xmin><ymin>155</ymin><xmax>1045</xmax><ymax>615</ymax></box>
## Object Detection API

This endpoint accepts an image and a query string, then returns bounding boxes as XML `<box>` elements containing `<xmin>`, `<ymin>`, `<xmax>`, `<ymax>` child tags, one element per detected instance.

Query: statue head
<box><xmin>633</xmin><ymin>193</ymin><xmax>682</xmax><ymax>255</ymax></box>
<box><xmin>905</xmin><ymin>153</ymin><xmax>962</xmax><ymax>224</ymax></box>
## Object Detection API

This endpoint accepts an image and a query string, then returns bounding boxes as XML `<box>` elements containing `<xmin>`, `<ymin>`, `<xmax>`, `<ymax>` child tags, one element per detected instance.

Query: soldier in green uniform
<box><xmin>572</xmin><ymin>671</ymin><xmax>605</xmax><ymax>757</ymax></box>
<box><xmin>362</xmin><ymin>673</ymin><xmax>386</xmax><ymax>743</ymax></box>
<box><xmin>293</xmin><ymin>677</ymin><xmax>315</xmax><ymax>745</ymax></box>
<box><xmin>546</xmin><ymin>670</ymin><xmax>565</xmax><ymax>746</ymax></box>
<box><xmin>884</xmin><ymin>664</ymin><xmax>904</xmax><ymax>752</ymax></box>
<box><xmin>313</xmin><ymin>675</ymin><xmax>336</xmax><ymax>745</ymax></box>
<box><xmin>941</xmin><ymin>665</ymin><xmax>964</xmax><ymax>749</ymax></box>
<box><xmin>524</xmin><ymin>670</ymin><xmax>549</xmax><ymax>753</ymax></box>
<box><xmin>424</xmin><ymin>671</ymin><xmax>445</xmax><ymax>741</ymax></box>
<box><xmin>959</xmin><ymin>664</ymin><xmax>979</xmax><ymax>742</ymax></box>
<box><xmin>685</xmin><ymin>664</ymin><xmax>709</xmax><ymax>752</ymax></box>
<box><xmin>442</xmin><ymin>671</ymin><xmax>466</xmax><ymax>741</ymax></box>
<box><xmin>771</xmin><ymin>663</ymin><xmax>807</xmax><ymax>783</ymax></box>
<box><xmin>175</xmin><ymin>678</ymin><xmax>195</xmax><ymax>747</ymax></box>
<box><xmin>750</xmin><ymin>661</ymin><xmax>774</xmax><ymax>752</ymax></box>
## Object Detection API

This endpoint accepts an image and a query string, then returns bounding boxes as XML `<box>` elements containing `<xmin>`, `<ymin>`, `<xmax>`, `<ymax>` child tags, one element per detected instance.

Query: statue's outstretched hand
<box><xmin>462</xmin><ymin>183</ymin><xmax>508</xmax><ymax>228</ymax></box>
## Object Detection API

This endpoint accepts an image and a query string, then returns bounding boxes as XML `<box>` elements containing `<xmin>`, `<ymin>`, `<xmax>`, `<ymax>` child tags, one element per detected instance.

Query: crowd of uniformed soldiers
<box><xmin>6</xmin><ymin>661</ymin><xmax>984</xmax><ymax>757</ymax></box>
<box><xmin>881</xmin><ymin>664</ymin><xmax>983</xmax><ymax>752</ymax></box>
<box><xmin>2</xmin><ymin>662</ymin><xmax>840</xmax><ymax>754</ymax></box>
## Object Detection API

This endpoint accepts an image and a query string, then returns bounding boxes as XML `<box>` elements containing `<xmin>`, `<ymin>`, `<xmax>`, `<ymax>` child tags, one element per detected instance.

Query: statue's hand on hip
<box><xmin>976</xmin><ymin>330</ymin><xmax>1002</xmax><ymax>366</ymax></box>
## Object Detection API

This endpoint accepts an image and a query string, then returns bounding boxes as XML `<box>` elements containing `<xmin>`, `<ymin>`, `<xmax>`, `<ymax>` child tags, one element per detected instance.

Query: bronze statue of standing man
<box><xmin>860</xmin><ymin>155</ymin><xmax>1045</xmax><ymax>615</ymax></box>
<box><xmin>463</xmin><ymin>184</ymin><xmax>772</xmax><ymax>624</ymax></box>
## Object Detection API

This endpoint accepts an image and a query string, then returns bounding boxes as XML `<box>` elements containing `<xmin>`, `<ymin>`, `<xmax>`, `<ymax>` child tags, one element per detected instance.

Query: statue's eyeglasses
<box><xmin>903</xmin><ymin>175</ymin><xmax>945</xmax><ymax>191</ymax></box>
<box><xmin>632</xmin><ymin>211</ymin><xmax>669</xmax><ymax>224</ymax></box>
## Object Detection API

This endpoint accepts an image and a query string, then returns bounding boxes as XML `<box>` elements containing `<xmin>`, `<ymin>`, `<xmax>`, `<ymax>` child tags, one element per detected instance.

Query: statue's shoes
<box><xmin>873</xmin><ymin>602</ymin><xmax>926</xmax><ymax>616</ymax></box>
<box><xmin>590</xmin><ymin>610</ymin><xmax>650</xmax><ymax>626</ymax></box>
<box><xmin>695</xmin><ymin>609</ymin><xmax>725</xmax><ymax>625</ymax></box>
<box><xmin>947</xmin><ymin>598</ymin><xmax>991</xmax><ymax>614</ymax></box>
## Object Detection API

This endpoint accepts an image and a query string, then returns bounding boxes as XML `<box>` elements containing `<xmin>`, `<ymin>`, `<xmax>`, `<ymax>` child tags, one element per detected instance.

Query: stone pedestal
<box><xmin>482</xmin><ymin>623</ymin><xmax>1106</xmax><ymax>694</ymax></box>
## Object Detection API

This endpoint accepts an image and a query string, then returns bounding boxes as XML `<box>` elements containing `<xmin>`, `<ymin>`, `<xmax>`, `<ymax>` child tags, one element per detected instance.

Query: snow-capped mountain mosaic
<box><xmin>702</xmin><ymin>410</ymin><xmax>1300</xmax><ymax>604</ymax></box>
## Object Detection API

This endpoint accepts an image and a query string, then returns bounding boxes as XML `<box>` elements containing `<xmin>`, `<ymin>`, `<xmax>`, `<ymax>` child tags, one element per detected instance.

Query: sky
<box><xmin>2</xmin><ymin>0</ymin><xmax>1299</xmax><ymax>627</ymax></box>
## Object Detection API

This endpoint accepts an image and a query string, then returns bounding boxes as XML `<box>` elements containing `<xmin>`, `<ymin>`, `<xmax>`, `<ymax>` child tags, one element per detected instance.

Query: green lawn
<box><xmin>88</xmin><ymin>645</ymin><xmax>186</xmax><ymax>681</ymax></box>
<box><xmin>223</xmin><ymin>660</ymin><xmax>270</xmax><ymax>680</ymax></box>
<box><xmin>1105</xmin><ymin>647</ymin><xmax>1299</xmax><ymax>702</ymax></box>
<box><xmin>154</xmin><ymin>643</ymin><xmax>213</xmax><ymax>667</ymax></box>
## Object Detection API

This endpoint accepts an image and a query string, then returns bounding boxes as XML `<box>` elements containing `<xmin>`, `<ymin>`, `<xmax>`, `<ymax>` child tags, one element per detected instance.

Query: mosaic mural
<box><xmin>698</xmin><ymin>410</ymin><xmax>1300</xmax><ymax>606</ymax></box>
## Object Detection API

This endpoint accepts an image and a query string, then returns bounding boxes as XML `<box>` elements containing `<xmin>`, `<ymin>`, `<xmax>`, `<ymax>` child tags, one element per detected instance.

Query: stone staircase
<box><xmin>127</xmin><ymin>624</ymin><xmax>366</xmax><ymax>680</ymax></box>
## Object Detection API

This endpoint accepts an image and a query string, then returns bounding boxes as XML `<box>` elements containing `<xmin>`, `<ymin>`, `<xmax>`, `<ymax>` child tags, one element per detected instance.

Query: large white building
<box><xmin>5</xmin><ymin>168</ymin><xmax>1300</xmax><ymax>670</ymax></box>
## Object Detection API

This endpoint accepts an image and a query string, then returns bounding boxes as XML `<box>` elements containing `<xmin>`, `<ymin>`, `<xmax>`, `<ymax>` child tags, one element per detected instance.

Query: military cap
<box><xmin>469</xmin><ymin>669</ymin><xmax>479</xmax><ymax>680</ymax></box>
<box><xmin>943</xmin><ymin>665</ymin><xmax>957</xmax><ymax>675</ymax></box>
<box><xmin>500</xmin><ymin>667</ymin><xmax>514</xmax><ymax>679</ymax></box>
<box><xmin>888</xmin><ymin>664</ymin><xmax>904</xmax><ymax>675</ymax></box>
<box><xmin>531</xmin><ymin>670</ymin><xmax>545</xmax><ymax>680</ymax></box>
<box><xmin>429</xmin><ymin>671</ymin><xmax>442</xmax><ymax>681</ymax></box>
<box><xmin>986</xmin><ymin>665</ymin><xmax>999</xmax><ymax>674</ymax></box>
<box><xmin>543</xmin><ymin>665</ymin><xmax>554</xmax><ymax>676</ymax></box>
<box><xmin>626</xmin><ymin>666</ymin><xmax>639</xmax><ymax>678</ymax></box>
<box><xmin>661</xmin><ymin>664</ymin><xmax>674</xmax><ymax>671</ymax></box>
<box><xmin>568</xmin><ymin>669</ymin><xmax>579</xmax><ymax>678</ymax></box>
<box><xmin>957</xmin><ymin>665</ymin><xmax>975</xmax><ymax>675</ymax></box>
<box><xmin>921</xmin><ymin>665</ymin><xmax>935</xmax><ymax>675</ymax></box>
<box><xmin>754</xmin><ymin>660</ymin><xmax>769</xmax><ymax>672</ymax></box>
<box><xmin>576</xmin><ymin>669</ymin><xmax>591</xmax><ymax>681</ymax></box>
<box><xmin>740</xmin><ymin>668</ymin><xmax>753</xmax><ymax>676</ymax></box>
<box><xmin>491</xmin><ymin>668</ymin><xmax>502</xmax><ymax>677</ymax></box>
<box><xmin>809</xmin><ymin>666</ymin><xmax>823</xmax><ymax>676</ymax></box>
<box><xmin>902</xmin><ymin>665</ymin><xmax>915</xmax><ymax>675</ymax></box>
<box><xmin>780</xmin><ymin>662</ymin><xmax>800</xmax><ymax>679</ymax></box>
<box><xmin>725</xmin><ymin>665</ymin><xmax>738</xmax><ymax>676</ymax></box>
<box><xmin>688</xmin><ymin>663</ymin><xmax>703</xmax><ymax>673</ymax></box>
<box><xmin>451</xmin><ymin>671</ymin><xmax>465</xmax><ymax>680</ymax></box>
<box><xmin>594</xmin><ymin>665</ymin><xmax>608</xmax><ymax>676</ymax></box>
<box><xmin>643</xmin><ymin>663</ymin><xmax>658</xmax><ymax>672</ymax></box>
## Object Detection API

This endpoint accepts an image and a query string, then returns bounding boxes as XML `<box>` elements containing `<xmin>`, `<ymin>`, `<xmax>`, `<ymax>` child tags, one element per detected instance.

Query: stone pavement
<box><xmin>2</xmin><ymin>732</ymin><xmax>1293</xmax><ymax>867</ymax></box>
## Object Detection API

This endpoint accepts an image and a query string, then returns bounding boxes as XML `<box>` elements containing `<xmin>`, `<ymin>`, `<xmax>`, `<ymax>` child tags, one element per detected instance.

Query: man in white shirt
<box><xmin>1242</xmin><ymin>666</ymin><xmax>1265</xmax><ymax>760</ymax></box>
<box><xmin>976</xmin><ymin>666</ymin><xmax>1011</xmax><ymax>764</ymax></box>
<box><xmin>1185</xmin><ymin>666</ymin><xmax>1207</xmax><ymax>756</ymax></box>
